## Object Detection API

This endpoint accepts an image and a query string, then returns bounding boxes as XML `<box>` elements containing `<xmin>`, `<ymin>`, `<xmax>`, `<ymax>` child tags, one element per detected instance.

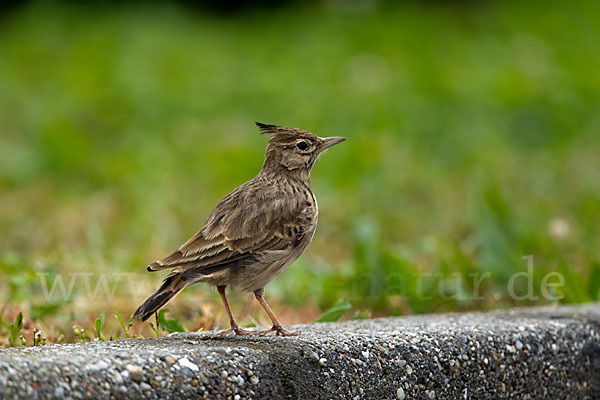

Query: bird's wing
<box><xmin>147</xmin><ymin>179</ymin><xmax>302</xmax><ymax>274</ymax></box>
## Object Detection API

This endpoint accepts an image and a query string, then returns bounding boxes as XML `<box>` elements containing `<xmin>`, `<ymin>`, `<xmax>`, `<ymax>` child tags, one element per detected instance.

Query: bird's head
<box><xmin>256</xmin><ymin>122</ymin><xmax>346</xmax><ymax>180</ymax></box>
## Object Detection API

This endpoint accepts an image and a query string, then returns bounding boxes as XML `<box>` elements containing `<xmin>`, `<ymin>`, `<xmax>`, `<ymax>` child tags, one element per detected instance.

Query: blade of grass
<box><xmin>315</xmin><ymin>300</ymin><xmax>352</xmax><ymax>323</ymax></box>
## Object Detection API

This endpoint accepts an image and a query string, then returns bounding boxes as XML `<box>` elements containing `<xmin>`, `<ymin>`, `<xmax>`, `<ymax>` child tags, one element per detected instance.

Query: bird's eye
<box><xmin>296</xmin><ymin>141</ymin><xmax>309</xmax><ymax>151</ymax></box>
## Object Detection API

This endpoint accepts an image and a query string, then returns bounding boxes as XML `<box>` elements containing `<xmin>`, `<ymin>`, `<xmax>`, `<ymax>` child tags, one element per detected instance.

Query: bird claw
<box><xmin>259</xmin><ymin>325</ymin><xmax>299</xmax><ymax>337</ymax></box>
<box><xmin>211</xmin><ymin>328</ymin><xmax>233</xmax><ymax>338</ymax></box>
<box><xmin>235</xmin><ymin>328</ymin><xmax>264</xmax><ymax>336</ymax></box>
<box><xmin>211</xmin><ymin>326</ymin><xmax>263</xmax><ymax>338</ymax></box>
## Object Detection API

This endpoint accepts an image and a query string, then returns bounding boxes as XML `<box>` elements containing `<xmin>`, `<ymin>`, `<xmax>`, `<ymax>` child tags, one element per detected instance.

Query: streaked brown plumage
<box><xmin>132</xmin><ymin>122</ymin><xmax>346</xmax><ymax>336</ymax></box>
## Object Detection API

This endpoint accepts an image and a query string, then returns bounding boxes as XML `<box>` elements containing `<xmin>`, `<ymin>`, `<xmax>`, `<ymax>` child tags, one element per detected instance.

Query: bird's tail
<box><xmin>132</xmin><ymin>272</ymin><xmax>187</xmax><ymax>322</ymax></box>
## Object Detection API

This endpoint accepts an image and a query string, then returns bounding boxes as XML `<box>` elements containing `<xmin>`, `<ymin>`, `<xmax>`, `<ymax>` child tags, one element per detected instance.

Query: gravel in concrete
<box><xmin>1</xmin><ymin>304</ymin><xmax>599</xmax><ymax>399</ymax></box>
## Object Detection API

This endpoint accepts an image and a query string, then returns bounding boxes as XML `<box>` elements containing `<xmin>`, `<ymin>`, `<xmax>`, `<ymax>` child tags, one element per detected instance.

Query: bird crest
<box><xmin>255</xmin><ymin>122</ymin><xmax>315</xmax><ymax>140</ymax></box>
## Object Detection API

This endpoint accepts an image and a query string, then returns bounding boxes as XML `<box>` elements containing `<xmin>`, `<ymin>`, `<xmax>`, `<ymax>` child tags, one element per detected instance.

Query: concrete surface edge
<box><xmin>1</xmin><ymin>304</ymin><xmax>599</xmax><ymax>399</ymax></box>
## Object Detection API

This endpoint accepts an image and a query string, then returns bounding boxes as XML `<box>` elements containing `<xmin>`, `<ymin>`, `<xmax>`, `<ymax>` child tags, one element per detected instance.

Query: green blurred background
<box><xmin>1</xmin><ymin>0</ymin><xmax>599</xmax><ymax>343</ymax></box>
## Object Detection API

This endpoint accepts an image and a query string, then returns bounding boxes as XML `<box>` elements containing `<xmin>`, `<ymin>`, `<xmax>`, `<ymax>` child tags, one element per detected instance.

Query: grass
<box><xmin>1</xmin><ymin>0</ymin><xmax>599</xmax><ymax>346</ymax></box>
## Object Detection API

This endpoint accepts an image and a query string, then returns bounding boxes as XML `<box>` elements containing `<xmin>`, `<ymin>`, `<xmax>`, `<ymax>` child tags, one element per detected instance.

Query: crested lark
<box><xmin>133</xmin><ymin>122</ymin><xmax>346</xmax><ymax>336</ymax></box>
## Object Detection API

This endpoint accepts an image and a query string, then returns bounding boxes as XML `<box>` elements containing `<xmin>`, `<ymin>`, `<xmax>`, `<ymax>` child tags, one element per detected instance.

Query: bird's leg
<box><xmin>213</xmin><ymin>285</ymin><xmax>259</xmax><ymax>337</ymax></box>
<box><xmin>254</xmin><ymin>288</ymin><xmax>299</xmax><ymax>336</ymax></box>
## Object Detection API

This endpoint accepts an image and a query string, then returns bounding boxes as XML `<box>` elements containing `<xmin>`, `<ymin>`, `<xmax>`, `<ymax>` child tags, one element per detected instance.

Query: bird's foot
<box><xmin>260</xmin><ymin>325</ymin><xmax>299</xmax><ymax>337</ymax></box>
<box><xmin>211</xmin><ymin>326</ymin><xmax>263</xmax><ymax>338</ymax></box>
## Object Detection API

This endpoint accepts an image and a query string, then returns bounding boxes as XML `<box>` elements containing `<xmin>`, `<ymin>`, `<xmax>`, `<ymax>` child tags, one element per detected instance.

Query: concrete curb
<box><xmin>1</xmin><ymin>304</ymin><xmax>599</xmax><ymax>399</ymax></box>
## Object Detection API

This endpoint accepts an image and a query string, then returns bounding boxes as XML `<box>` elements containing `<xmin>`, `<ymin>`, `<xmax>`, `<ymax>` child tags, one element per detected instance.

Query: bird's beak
<box><xmin>319</xmin><ymin>136</ymin><xmax>346</xmax><ymax>152</ymax></box>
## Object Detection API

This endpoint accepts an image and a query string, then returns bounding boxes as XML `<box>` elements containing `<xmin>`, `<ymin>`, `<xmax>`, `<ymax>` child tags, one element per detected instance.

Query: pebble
<box><xmin>126</xmin><ymin>365</ymin><xmax>143</xmax><ymax>374</ymax></box>
<box><xmin>307</xmin><ymin>350</ymin><xmax>320</xmax><ymax>362</ymax></box>
<box><xmin>199</xmin><ymin>372</ymin><xmax>209</xmax><ymax>385</ymax></box>
<box><xmin>86</xmin><ymin>360</ymin><xmax>109</xmax><ymax>371</ymax></box>
<box><xmin>235</xmin><ymin>376</ymin><xmax>245</xmax><ymax>387</ymax></box>
<box><xmin>397</xmin><ymin>387</ymin><xmax>405</xmax><ymax>399</ymax></box>
<box><xmin>178</xmin><ymin>358</ymin><xmax>199</xmax><ymax>372</ymax></box>
<box><xmin>516</xmin><ymin>341</ymin><xmax>524</xmax><ymax>351</ymax></box>
<box><xmin>110</xmin><ymin>370</ymin><xmax>124</xmax><ymax>385</ymax></box>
